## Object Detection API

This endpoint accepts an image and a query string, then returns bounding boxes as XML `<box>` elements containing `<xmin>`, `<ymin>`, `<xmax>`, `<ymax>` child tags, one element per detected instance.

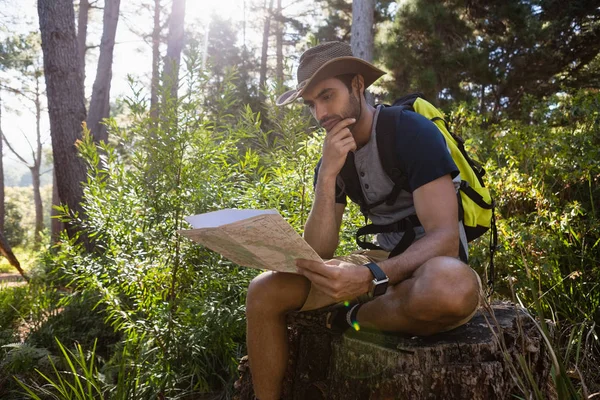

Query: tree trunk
<box><xmin>32</xmin><ymin>76</ymin><xmax>44</xmax><ymax>249</ymax></box>
<box><xmin>77</xmin><ymin>0</ymin><xmax>90</xmax><ymax>91</ymax></box>
<box><xmin>38</xmin><ymin>0</ymin><xmax>90</xmax><ymax>248</ymax></box>
<box><xmin>1</xmin><ymin>76</ymin><xmax>45</xmax><ymax>249</ymax></box>
<box><xmin>150</xmin><ymin>0</ymin><xmax>161</xmax><ymax>121</ymax></box>
<box><xmin>30</xmin><ymin>165</ymin><xmax>43</xmax><ymax>249</ymax></box>
<box><xmin>259</xmin><ymin>0</ymin><xmax>274</xmax><ymax>101</ymax></box>
<box><xmin>0</xmin><ymin>91</ymin><xmax>5</xmax><ymax>233</ymax></box>
<box><xmin>479</xmin><ymin>84</ymin><xmax>486</xmax><ymax>115</ymax></box>
<box><xmin>87</xmin><ymin>0</ymin><xmax>121</xmax><ymax>144</ymax></box>
<box><xmin>235</xmin><ymin>302</ymin><xmax>554</xmax><ymax>400</ymax></box>
<box><xmin>51</xmin><ymin>170</ymin><xmax>62</xmax><ymax>243</ymax></box>
<box><xmin>275</xmin><ymin>0</ymin><xmax>283</xmax><ymax>84</ymax></box>
<box><xmin>0</xmin><ymin>230</ymin><xmax>28</xmax><ymax>281</ymax></box>
<box><xmin>162</xmin><ymin>0</ymin><xmax>186</xmax><ymax>101</ymax></box>
<box><xmin>351</xmin><ymin>0</ymin><xmax>375</xmax><ymax>105</ymax></box>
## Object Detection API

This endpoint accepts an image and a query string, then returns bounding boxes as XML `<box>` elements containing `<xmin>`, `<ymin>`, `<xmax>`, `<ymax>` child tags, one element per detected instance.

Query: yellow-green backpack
<box><xmin>407</xmin><ymin>95</ymin><xmax>494</xmax><ymax>240</ymax></box>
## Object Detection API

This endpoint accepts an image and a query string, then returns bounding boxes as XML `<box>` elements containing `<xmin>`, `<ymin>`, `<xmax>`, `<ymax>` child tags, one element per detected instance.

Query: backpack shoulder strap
<box><xmin>375</xmin><ymin>105</ymin><xmax>411</xmax><ymax>198</ymax></box>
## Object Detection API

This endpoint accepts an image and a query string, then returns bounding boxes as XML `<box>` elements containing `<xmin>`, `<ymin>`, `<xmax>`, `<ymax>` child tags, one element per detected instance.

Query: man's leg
<box><xmin>357</xmin><ymin>256</ymin><xmax>481</xmax><ymax>335</ymax></box>
<box><xmin>246</xmin><ymin>271</ymin><xmax>311</xmax><ymax>400</ymax></box>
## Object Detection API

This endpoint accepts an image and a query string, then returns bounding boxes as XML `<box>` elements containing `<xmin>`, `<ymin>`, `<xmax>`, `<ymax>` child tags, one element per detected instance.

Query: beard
<box><xmin>319</xmin><ymin>91</ymin><xmax>362</xmax><ymax>134</ymax></box>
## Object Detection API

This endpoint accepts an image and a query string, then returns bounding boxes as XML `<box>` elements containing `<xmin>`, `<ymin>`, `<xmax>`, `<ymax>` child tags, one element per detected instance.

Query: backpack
<box><xmin>336</xmin><ymin>93</ymin><xmax>497</xmax><ymax>290</ymax></box>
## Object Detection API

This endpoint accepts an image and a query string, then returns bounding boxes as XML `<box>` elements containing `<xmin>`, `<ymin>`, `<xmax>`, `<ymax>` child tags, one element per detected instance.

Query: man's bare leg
<box><xmin>246</xmin><ymin>271</ymin><xmax>311</xmax><ymax>400</ymax></box>
<box><xmin>357</xmin><ymin>256</ymin><xmax>480</xmax><ymax>335</ymax></box>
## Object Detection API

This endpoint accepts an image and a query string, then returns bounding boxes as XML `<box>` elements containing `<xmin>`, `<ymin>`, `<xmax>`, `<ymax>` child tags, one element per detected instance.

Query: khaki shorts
<box><xmin>299</xmin><ymin>250</ymin><xmax>484</xmax><ymax>331</ymax></box>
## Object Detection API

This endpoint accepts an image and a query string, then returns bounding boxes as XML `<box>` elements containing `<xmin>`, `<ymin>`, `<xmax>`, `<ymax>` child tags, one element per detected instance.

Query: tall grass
<box><xmin>16</xmin><ymin>339</ymin><xmax>104</xmax><ymax>400</ymax></box>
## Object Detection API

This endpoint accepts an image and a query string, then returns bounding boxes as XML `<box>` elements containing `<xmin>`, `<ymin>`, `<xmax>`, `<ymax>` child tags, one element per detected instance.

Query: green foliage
<box><xmin>1</xmin><ymin>343</ymin><xmax>52</xmax><ymax>376</ymax></box>
<box><xmin>0</xmin><ymin>245</ymin><xmax>46</xmax><ymax>273</ymax></box>
<box><xmin>0</xmin><ymin>24</ymin><xmax>597</xmax><ymax>397</ymax></box>
<box><xmin>0</xmin><ymin>285</ymin><xmax>30</xmax><ymax>348</ymax></box>
<box><xmin>9</xmin><ymin>54</ymin><xmax>324</xmax><ymax>398</ymax></box>
<box><xmin>15</xmin><ymin>338</ymin><xmax>104</xmax><ymax>400</ymax></box>
<box><xmin>0</xmin><ymin>282</ymin><xmax>63</xmax><ymax>394</ymax></box>
<box><xmin>186</xmin><ymin>15</ymin><xmax>261</xmax><ymax>117</ymax></box>
<box><xmin>25</xmin><ymin>290</ymin><xmax>120</xmax><ymax>360</ymax></box>
<box><xmin>460</xmin><ymin>89</ymin><xmax>600</xmax><ymax>394</ymax></box>
<box><xmin>380</xmin><ymin>0</ymin><xmax>477</xmax><ymax>105</ymax></box>
<box><xmin>1</xmin><ymin>185</ymin><xmax>53</xmax><ymax>247</ymax></box>
<box><xmin>311</xmin><ymin>0</ymin><xmax>394</xmax><ymax>43</ymax></box>
<box><xmin>379</xmin><ymin>0</ymin><xmax>600</xmax><ymax>117</ymax></box>
<box><xmin>3</xmin><ymin>198</ymin><xmax>26</xmax><ymax>247</ymax></box>
<box><xmin>0</xmin><ymin>31</ymin><xmax>41</xmax><ymax>72</ymax></box>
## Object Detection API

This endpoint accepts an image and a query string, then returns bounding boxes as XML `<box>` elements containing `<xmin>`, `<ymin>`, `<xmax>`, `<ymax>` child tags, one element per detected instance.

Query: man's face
<box><xmin>301</xmin><ymin>77</ymin><xmax>361</xmax><ymax>133</ymax></box>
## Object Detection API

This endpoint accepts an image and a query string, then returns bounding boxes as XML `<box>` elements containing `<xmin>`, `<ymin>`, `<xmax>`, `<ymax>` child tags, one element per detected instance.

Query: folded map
<box><xmin>178</xmin><ymin>209</ymin><xmax>322</xmax><ymax>273</ymax></box>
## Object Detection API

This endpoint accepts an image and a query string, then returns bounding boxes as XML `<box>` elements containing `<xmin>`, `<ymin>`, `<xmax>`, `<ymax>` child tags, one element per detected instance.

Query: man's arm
<box><xmin>303</xmin><ymin>176</ymin><xmax>345</xmax><ymax>259</ymax></box>
<box><xmin>297</xmin><ymin>174</ymin><xmax>459</xmax><ymax>302</ymax></box>
<box><xmin>303</xmin><ymin>118</ymin><xmax>356</xmax><ymax>259</ymax></box>
<box><xmin>377</xmin><ymin>173</ymin><xmax>460</xmax><ymax>284</ymax></box>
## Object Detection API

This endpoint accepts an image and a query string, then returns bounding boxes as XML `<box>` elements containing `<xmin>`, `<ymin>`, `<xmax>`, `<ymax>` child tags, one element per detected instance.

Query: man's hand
<box><xmin>319</xmin><ymin>118</ymin><xmax>357</xmax><ymax>179</ymax></box>
<box><xmin>295</xmin><ymin>258</ymin><xmax>372</xmax><ymax>302</ymax></box>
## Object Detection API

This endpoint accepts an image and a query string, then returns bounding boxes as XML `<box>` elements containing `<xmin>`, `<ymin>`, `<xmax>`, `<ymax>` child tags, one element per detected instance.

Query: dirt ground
<box><xmin>0</xmin><ymin>272</ymin><xmax>27</xmax><ymax>288</ymax></box>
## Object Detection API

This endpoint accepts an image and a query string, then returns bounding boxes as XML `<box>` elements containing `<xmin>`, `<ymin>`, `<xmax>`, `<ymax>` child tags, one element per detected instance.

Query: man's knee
<box><xmin>246</xmin><ymin>271</ymin><xmax>310</xmax><ymax>317</ymax></box>
<box><xmin>407</xmin><ymin>257</ymin><xmax>480</xmax><ymax>321</ymax></box>
<box><xmin>246</xmin><ymin>272</ymin><xmax>280</xmax><ymax>315</ymax></box>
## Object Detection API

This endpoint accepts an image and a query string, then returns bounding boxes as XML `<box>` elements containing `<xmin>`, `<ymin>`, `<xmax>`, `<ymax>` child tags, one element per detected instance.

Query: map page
<box><xmin>178</xmin><ymin>209</ymin><xmax>322</xmax><ymax>273</ymax></box>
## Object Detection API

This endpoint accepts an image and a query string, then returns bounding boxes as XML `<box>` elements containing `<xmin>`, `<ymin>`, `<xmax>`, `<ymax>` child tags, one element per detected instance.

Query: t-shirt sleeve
<box><xmin>394</xmin><ymin>110</ymin><xmax>459</xmax><ymax>192</ymax></box>
<box><xmin>313</xmin><ymin>159</ymin><xmax>347</xmax><ymax>204</ymax></box>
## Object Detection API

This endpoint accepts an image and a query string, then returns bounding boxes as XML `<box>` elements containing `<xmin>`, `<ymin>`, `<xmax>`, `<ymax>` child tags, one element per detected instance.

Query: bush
<box><xmin>3</xmin><ymin>200</ymin><xmax>26</xmax><ymax>247</ymax></box>
<box><xmin>455</xmin><ymin>89</ymin><xmax>600</xmax><ymax>394</ymax></box>
<box><xmin>21</xmin><ymin>61</ymin><xmax>327</xmax><ymax>398</ymax></box>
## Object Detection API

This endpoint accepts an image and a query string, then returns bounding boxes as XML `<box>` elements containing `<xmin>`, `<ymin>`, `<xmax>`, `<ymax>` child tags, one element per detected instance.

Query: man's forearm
<box><xmin>378</xmin><ymin>228</ymin><xmax>459</xmax><ymax>285</ymax></box>
<box><xmin>303</xmin><ymin>174</ymin><xmax>341</xmax><ymax>259</ymax></box>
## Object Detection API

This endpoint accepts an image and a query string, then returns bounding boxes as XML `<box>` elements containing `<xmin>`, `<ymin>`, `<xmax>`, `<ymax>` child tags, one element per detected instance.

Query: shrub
<box><xmin>3</xmin><ymin>200</ymin><xmax>26</xmax><ymax>247</ymax></box>
<box><xmin>455</xmin><ymin>89</ymin><xmax>600</xmax><ymax>394</ymax></box>
<box><xmin>29</xmin><ymin>61</ymin><xmax>325</xmax><ymax>397</ymax></box>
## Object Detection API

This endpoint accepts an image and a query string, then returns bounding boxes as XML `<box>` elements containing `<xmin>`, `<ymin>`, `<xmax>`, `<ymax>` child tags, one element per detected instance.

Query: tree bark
<box><xmin>0</xmin><ymin>91</ymin><xmax>5</xmax><ymax>234</ymax></box>
<box><xmin>0</xmin><ymin>230</ymin><xmax>28</xmax><ymax>281</ymax></box>
<box><xmin>77</xmin><ymin>0</ymin><xmax>90</xmax><ymax>91</ymax></box>
<box><xmin>351</xmin><ymin>0</ymin><xmax>375</xmax><ymax>105</ymax></box>
<box><xmin>38</xmin><ymin>0</ymin><xmax>89</xmax><ymax>248</ymax></box>
<box><xmin>150</xmin><ymin>0</ymin><xmax>161</xmax><ymax>121</ymax></box>
<box><xmin>259</xmin><ymin>0</ymin><xmax>274</xmax><ymax>101</ymax></box>
<box><xmin>30</xmin><ymin>165</ymin><xmax>43</xmax><ymax>249</ymax></box>
<box><xmin>32</xmin><ymin>75</ymin><xmax>43</xmax><ymax>248</ymax></box>
<box><xmin>275</xmin><ymin>0</ymin><xmax>283</xmax><ymax>84</ymax></box>
<box><xmin>162</xmin><ymin>0</ymin><xmax>186</xmax><ymax>101</ymax></box>
<box><xmin>51</xmin><ymin>170</ymin><xmax>62</xmax><ymax>243</ymax></box>
<box><xmin>87</xmin><ymin>0</ymin><xmax>121</xmax><ymax>144</ymax></box>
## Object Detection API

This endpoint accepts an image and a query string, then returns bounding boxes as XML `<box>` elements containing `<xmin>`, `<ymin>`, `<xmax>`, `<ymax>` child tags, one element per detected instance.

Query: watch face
<box><xmin>373</xmin><ymin>281</ymin><xmax>388</xmax><ymax>297</ymax></box>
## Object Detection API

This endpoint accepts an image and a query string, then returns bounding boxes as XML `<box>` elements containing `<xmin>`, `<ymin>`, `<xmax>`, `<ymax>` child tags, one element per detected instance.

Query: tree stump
<box><xmin>235</xmin><ymin>302</ymin><xmax>553</xmax><ymax>400</ymax></box>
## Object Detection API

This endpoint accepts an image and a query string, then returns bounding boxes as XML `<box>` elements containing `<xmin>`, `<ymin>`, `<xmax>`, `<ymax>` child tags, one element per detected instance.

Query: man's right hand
<box><xmin>318</xmin><ymin>118</ymin><xmax>357</xmax><ymax>179</ymax></box>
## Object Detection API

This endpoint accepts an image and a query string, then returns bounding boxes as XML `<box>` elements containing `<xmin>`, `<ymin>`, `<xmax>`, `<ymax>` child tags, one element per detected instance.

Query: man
<box><xmin>245</xmin><ymin>41</ymin><xmax>481</xmax><ymax>400</ymax></box>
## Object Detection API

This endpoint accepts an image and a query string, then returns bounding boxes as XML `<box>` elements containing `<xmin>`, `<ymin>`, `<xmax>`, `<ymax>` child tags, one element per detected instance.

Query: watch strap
<box><xmin>364</xmin><ymin>262</ymin><xmax>387</xmax><ymax>282</ymax></box>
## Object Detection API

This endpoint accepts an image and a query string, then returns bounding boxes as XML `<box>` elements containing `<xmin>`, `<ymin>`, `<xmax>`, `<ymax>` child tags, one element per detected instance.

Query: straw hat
<box><xmin>276</xmin><ymin>41</ymin><xmax>386</xmax><ymax>106</ymax></box>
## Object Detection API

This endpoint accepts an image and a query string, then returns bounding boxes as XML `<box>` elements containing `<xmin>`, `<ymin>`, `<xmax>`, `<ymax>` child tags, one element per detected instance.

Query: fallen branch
<box><xmin>0</xmin><ymin>230</ymin><xmax>29</xmax><ymax>282</ymax></box>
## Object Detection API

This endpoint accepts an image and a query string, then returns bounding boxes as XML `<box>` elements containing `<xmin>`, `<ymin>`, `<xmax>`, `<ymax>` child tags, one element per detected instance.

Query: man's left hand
<box><xmin>295</xmin><ymin>259</ymin><xmax>372</xmax><ymax>302</ymax></box>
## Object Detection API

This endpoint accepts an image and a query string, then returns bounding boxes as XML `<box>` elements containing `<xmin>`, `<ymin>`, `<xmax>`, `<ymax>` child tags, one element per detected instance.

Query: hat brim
<box><xmin>275</xmin><ymin>57</ymin><xmax>386</xmax><ymax>106</ymax></box>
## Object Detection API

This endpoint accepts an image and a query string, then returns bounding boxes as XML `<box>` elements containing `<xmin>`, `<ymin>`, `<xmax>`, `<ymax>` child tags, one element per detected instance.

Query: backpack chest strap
<box><xmin>355</xmin><ymin>215</ymin><xmax>422</xmax><ymax>254</ymax></box>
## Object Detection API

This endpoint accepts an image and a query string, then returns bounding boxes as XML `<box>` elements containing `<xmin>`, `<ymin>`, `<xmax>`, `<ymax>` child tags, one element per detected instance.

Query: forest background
<box><xmin>0</xmin><ymin>0</ymin><xmax>599</xmax><ymax>398</ymax></box>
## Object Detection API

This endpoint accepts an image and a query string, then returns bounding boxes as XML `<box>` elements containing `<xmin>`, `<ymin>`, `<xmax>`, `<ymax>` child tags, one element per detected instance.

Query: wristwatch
<box><xmin>364</xmin><ymin>262</ymin><xmax>389</xmax><ymax>298</ymax></box>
